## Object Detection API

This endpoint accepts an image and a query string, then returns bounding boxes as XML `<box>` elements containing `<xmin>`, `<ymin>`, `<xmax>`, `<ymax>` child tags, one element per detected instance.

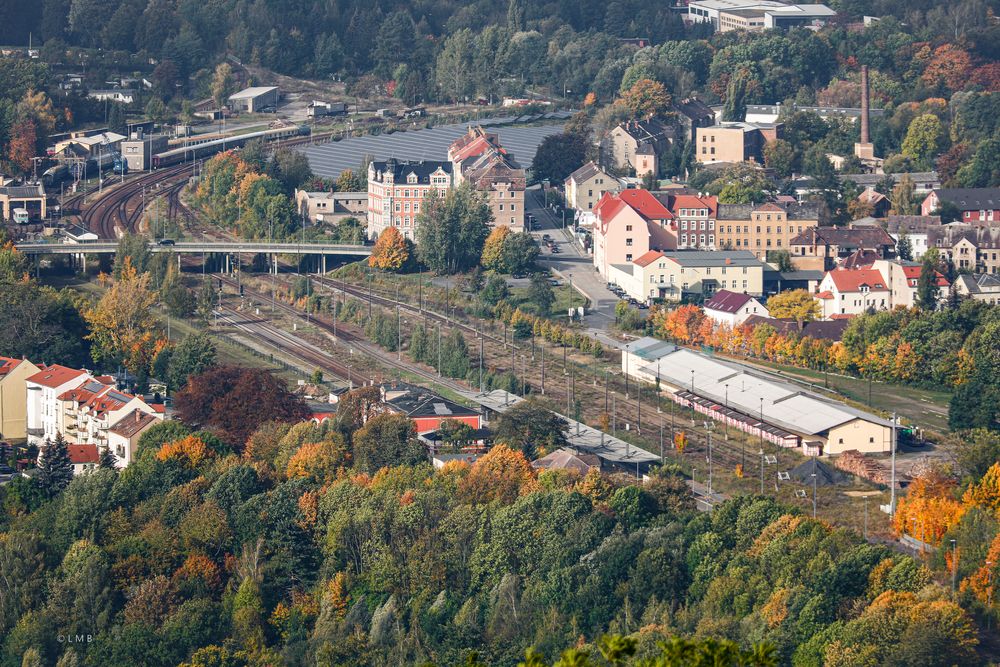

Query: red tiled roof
<box><xmin>900</xmin><ymin>265</ymin><xmax>949</xmax><ymax>287</ymax></box>
<box><xmin>830</xmin><ymin>313</ymin><xmax>855</xmax><ymax>320</ymax></box>
<box><xmin>669</xmin><ymin>194</ymin><xmax>718</xmax><ymax>217</ymax></box>
<box><xmin>67</xmin><ymin>444</ymin><xmax>99</xmax><ymax>465</ymax></box>
<box><xmin>704</xmin><ymin>289</ymin><xmax>753</xmax><ymax>313</ymax></box>
<box><xmin>754</xmin><ymin>203</ymin><xmax>785</xmax><ymax>212</ymax></box>
<box><xmin>0</xmin><ymin>357</ymin><xmax>21</xmax><ymax>376</ymax></box>
<box><xmin>826</xmin><ymin>268</ymin><xmax>888</xmax><ymax>293</ymax></box>
<box><xmin>618</xmin><ymin>189</ymin><xmax>673</xmax><ymax>221</ymax></box>
<box><xmin>633</xmin><ymin>250</ymin><xmax>664</xmax><ymax>267</ymax></box>
<box><xmin>108</xmin><ymin>409</ymin><xmax>158</xmax><ymax>438</ymax></box>
<box><xmin>816</xmin><ymin>290</ymin><xmax>834</xmax><ymax>299</ymax></box>
<box><xmin>27</xmin><ymin>365</ymin><xmax>88</xmax><ymax>389</ymax></box>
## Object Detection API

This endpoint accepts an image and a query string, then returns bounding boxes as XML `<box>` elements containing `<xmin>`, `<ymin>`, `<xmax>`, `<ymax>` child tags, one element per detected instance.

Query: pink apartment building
<box><xmin>593</xmin><ymin>189</ymin><xmax>678</xmax><ymax>278</ymax></box>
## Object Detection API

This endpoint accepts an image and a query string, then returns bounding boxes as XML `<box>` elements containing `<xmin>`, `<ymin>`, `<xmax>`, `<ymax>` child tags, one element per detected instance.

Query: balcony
<box><xmin>26</xmin><ymin>428</ymin><xmax>43</xmax><ymax>437</ymax></box>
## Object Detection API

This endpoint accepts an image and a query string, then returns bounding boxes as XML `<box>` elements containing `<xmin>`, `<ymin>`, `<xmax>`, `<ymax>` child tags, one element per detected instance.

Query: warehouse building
<box><xmin>0</xmin><ymin>184</ymin><xmax>46</xmax><ymax>220</ymax></box>
<box><xmin>621</xmin><ymin>338</ymin><xmax>895</xmax><ymax>456</ymax></box>
<box><xmin>228</xmin><ymin>86</ymin><xmax>280</xmax><ymax>113</ymax></box>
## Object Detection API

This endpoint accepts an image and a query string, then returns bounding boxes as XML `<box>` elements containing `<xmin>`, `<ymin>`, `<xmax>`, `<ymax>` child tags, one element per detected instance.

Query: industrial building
<box><xmin>0</xmin><ymin>184</ymin><xmax>47</xmax><ymax>221</ymax></box>
<box><xmin>120</xmin><ymin>132</ymin><xmax>169</xmax><ymax>171</ymax></box>
<box><xmin>621</xmin><ymin>338</ymin><xmax>895</xmax><ymax>456</ymax></box>
<box><xmin>228</xmin><ymin>86</ymin><xmax>280</xmax><ymax>113</ymax></box>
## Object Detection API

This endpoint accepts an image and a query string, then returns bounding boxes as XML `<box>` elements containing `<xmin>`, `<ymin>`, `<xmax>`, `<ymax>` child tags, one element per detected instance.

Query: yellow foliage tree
<box><xmin>621</xmin><ymin>79</ymin><xmax>671</xmax><ymax>119</ymax></box>
<box><xmin>766</xmin><ymin>289</ymin><xmax>819</xmax><ymax>324</ymax></box>
<box><xmin>285</xmin><ymin>440</ymin><xmax>349</xmax><ymax>482</ymax></box>
<box><xmin>893</xmin><ymin>467</ymin><xmax>966</xmax><ymax>545</ymax></box>
<box><xmin>961</xmin><ymin>533</ymin><xmax>1000</xmax><ymax>606</ymax></box>
<box><xmin>156</xmin><ymin>435</ymin><xmax>212</xmax><ymax>468</ymax></box>
<box><xmin>85</xmin><ymin>257</ymin><xmax>160</xmax><ymax>373</ymax></box>
<box><xmin>480</xmin><ymin>225</ymin><xmax>511</xmax><ymax>271</ymax></box>
<box><xmin>368</xmin><ymin>226</ymin><xmax>410</xmax><ymax>271</ymax></box>
<box><xmin>962</xmin><ymin>462</ymin><xmax>1000</xmax><ymax>516</ymax></box>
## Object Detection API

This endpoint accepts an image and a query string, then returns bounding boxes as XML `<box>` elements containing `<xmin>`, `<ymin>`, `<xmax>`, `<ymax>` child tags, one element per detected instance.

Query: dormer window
<box><xmin>407</xmin><ymin>174</ymin><xmax>418</xmax><ymax>184</ymax></box>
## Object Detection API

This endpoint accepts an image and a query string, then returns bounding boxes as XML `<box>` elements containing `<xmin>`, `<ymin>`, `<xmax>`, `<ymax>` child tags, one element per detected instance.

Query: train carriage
<box><xmin>151</xmin><ymin>124</ymin><xmax>309</xmax><ymax>169</ymax></box>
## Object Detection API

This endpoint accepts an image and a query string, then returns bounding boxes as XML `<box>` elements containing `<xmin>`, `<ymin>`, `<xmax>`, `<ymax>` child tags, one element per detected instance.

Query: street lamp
<box><xmin>811</xmin><ymin>465</ymin><xmax>817</xmax><ymax>519</ymax></box>
<box><xmin>625</xmin><ymin>343</ymin><xmax>631</xmax><ymax>398</ymax></box>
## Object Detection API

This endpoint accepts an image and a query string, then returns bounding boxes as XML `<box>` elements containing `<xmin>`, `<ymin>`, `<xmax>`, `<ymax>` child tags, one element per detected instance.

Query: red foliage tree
<box><xmin>173</xmin><ymin>365</ymin><xmax>309</xmax><ymax>449</ymax></box>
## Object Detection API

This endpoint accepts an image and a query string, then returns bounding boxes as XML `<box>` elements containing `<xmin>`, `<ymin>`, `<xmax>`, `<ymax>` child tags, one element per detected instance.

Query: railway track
<box><xmin>213</xmin><ymin>274</ymin><xmax>470</xmax><ymax>393</ymax></box>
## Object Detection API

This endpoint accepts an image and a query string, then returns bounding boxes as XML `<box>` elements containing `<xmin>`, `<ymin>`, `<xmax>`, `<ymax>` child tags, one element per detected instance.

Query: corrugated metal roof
<box><xmin>631</xmin><ymin>340</ymin><xmax>894</xmax><ymax>435</ymax></box>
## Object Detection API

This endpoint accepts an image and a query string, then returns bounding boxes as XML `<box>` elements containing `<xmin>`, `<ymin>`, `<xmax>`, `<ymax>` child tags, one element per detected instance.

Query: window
<box><xmin>709</xmin><ymin>220</ymin><xmax>715</xmax><ymax>230</ymax></box>
<box><xmin>681</xmin><ymin>221</ymin><xmax>688</xmax><ymax>230</ymax></box>
<box><xmin>700</xmin><ymin>220</ymin><xmax>707</xmax><ymax>230</ymax></box>
<box><xmin>626</xmin><ymin>254</ymin><xmax>633</xmax><ymax>262</ymax></box>
<box><xmin>499</xmin><ymin>204</ymin><xmax>504</xmax><ymax>211</ymax></box>
<box><xmin>588</xmin><ymin>189</ymin><xmax>593</xmax><ymax>196</ymax></box>
<box><xmin>511</xmin><ymin>204</ymin><xmax>516</xmax><ymax>211</ymax></box>
<box><xmin>743</xmin><ymin>280</ymin><xmax>748</xmax><ymax>289</ymax></box>
<box><xmin>626</xmin><ymin>224</ymin><xmax>633</xmax><ymax>231</ymax></box>
<box><xmin>626</xmin><ymin>238</ymin><xmax>633</xmax><ymax>246</ymax></box>
<box><xmin>681</xmin><ymin>233</ymin><xmax>687</xmax><ymax>245</ymax></box>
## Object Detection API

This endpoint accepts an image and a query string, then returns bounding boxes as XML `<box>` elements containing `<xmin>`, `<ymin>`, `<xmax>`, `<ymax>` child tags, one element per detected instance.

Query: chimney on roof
<box><xmin>136</xmin><ymin>409</ymin><xmax>141</xmax><ymax>423</ymax></box>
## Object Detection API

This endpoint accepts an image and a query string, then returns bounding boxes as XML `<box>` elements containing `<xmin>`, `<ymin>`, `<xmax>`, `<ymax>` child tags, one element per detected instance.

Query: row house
<box><xmin>921</xmin><ymin>187</ymin><xmax>1000</xmax><ymax>222</ymax></box>
<box><xmin>592</xmin><ymin>190</ymin><xmax>677</xmax><ymax>278</ymax></box>
<box><xmin>609</xmin><ymin>250</ymin><xmax>767</xmax><ymax>303</ymax></box>
<box><xmin>662</xmin><ymin>193</ymin><xmax>719</xmax><ymax>250</ymax></box>
<box><xmin>884</xmin><ymin>215</ymin><xmax>943</xmax><ymax>260</ymax></box>
<box><xmin>449</xmin><ymin>126</ymin><xmax>527</xmax><ymax>231</ymax></box>
<box><xmin>788</xmin><ymin>224</ymin><xmax>896</xmax><ymax>271</ymax></box>
<box><xmin>955</xmin><ymin>274</ymin><xmax>1000</xmax><ymax>305</ymax></box>
<box><xmin>716</xmin><ymin>202</ymin><xmax>820</xmax><ymax>259</ymax></box>
<box><xmin>366</xmin><ymin>159</ymin><xmax>453</xmax><ymax>239</ymax></box>
<box><xmin>564</xmin><ymin>161</ymin><xmax>624</xmax><ymax>212</ymax></box>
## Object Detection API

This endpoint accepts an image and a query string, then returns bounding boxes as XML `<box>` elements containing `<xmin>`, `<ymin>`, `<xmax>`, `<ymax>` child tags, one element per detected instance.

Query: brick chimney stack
<box><xmin>860</xmin><ymin>65</ymin><xmax>870</xmax><ymax>145</ymax></box>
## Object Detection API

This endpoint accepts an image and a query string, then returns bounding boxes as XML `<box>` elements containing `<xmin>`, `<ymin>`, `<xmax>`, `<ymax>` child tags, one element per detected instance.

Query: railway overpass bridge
<box><xmin>15</xmin><ymin>240</ymin><xmax>371</xmax><ymax>273</ymax></box>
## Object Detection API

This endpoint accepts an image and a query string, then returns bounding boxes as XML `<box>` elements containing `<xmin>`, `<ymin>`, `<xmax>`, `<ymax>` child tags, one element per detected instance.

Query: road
<box><xmin>525</xmin><ymin>186</ymin><xmax>634</xmax><ymax>344</ymax></box>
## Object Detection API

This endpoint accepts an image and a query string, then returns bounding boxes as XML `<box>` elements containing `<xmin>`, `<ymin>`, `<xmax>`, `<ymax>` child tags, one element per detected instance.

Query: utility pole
<box><xmin>759</xmin><ymin>448</ymin><xmax>765</xmax><ymax>494</ymax></box>
<box><xmin>540</xmin><ymin>347</ymin><xmax>545</xmax><ymax>395</ymax></box>
<box><xmin>707</xmin><ymin>425</ymin><xmax>713</xmax><ymax>496</ymax></box>
<box><xmin>396</xmin><ymin>282</ymin><xmax>401</xmax><ymax>361</ymax></box>
<box><xmin>811</xmin><ymin>467</ymin><xmax>817</xmax><ymax>519</ymax></box>
<box><xmin>889</xmin><ymin>412</ymin><xmax>897</xmax><ymax>518</ymax></box>
<box><xmin>479</xmin><ymin>325</ymin><xmax>484</xmax><ymax>393</ymax></box>
<box><xmin>863</xmin><ymin>495</ymin><xmax>869</xmax><ymax>540</ymax></box>
<box><xmin>951</xmin><ymin>539</ymin><xmax>958</xmax><ymax>597</ymax></box>
<box><xmin>437</xmin><ymin>322</ymin><xmax>441</xmax><ymax>377</ymax></box>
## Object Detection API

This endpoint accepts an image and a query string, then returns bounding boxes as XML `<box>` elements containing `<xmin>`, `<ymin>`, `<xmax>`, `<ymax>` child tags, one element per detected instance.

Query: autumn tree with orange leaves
<box><xmin>156</xmin><ymin>435</ymin><xmax>213</xmax><ymax>468</ymax></box>
<box><xmin>85</xmin><ymin>257</ymin><xmax>162</xmax><ymax>374</ymax></box>
<box><xmin>621</xmin><ymin>78</ymin><xmax>671</xmax><ymax>120</ymax></box>
<box><xmin>458</xmin><ymin>443</ymin><xmax>537</xmax><ymax>504</ymax></box>
<box><xmin>369</xmin><ymin>226</ymin><xmax>411</xmax><ymax>271</ymax></box>
<box><xmin>893</xmin><ymin>465</ymin><xmax>965</xmax><ymax>545</ymax></box>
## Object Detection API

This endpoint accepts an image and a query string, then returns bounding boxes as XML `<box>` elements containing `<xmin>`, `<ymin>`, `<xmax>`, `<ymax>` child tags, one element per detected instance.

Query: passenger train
<box><xmin>151</xmin><ymin>124</ymin><xmax>309</xmax><ymax>169</ymax></box>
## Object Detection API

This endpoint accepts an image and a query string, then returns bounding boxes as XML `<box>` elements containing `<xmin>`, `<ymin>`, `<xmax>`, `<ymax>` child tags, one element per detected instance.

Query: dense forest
<box><xmin>0</xmin><ymin>384</ymin><xmax>984</xmax><ymax>666</ymax></box>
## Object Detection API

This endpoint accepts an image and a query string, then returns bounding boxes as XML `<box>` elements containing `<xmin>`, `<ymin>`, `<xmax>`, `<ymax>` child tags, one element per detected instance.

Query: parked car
<box><xmin>158</xmin><ymin>238</ymin><xmax>176</xmax><ymax>246</ymax></box>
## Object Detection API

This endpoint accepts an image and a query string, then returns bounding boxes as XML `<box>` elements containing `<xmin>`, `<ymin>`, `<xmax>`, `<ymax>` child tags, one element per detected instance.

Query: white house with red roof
<box><xmin>815</xmin><ymin>268</ymin><xmax>891</xmax><ymax>319</ymax></box>
<box><xmin>660</xmin><ymin>193</ymin><xmax>719</xmax><ymax>249</ymax></box>
<box><xmin>870</xmin><ymin>259</ymin><xmax>949</xmax><ymax>310</ymax></box>
<box><xmin>592</xmin><ymin>189</ymin><xmax>677</xmax><ymax>278</ymax></box>
<box><xmin>703</xmin><ymin>289</ymin><xmax>769</xmax><ymax>327</ymax></box>
<box><xmin>25</xmin><ymin>364</ymin><xmax>161</xmax><ymax>452</ymax></box>
<box><xmin>25</xmin><ymin>365</ymin><xmax>92</xmax><ymax>446</ymax></box>
<box><xmin>107</xmin><ymin>409</ymin><xmax>161</xmax><ymax>468</ymax></box>
<box><xmin>67</xmin><ymin>443</ymin><xmax>100</xmax><ymax>476</ymax></box>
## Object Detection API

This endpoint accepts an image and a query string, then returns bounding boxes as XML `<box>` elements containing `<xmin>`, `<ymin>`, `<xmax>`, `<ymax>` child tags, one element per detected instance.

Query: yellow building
<box><xmin>717</xmin><ymin>202</ymin><xmax>820</xmax><ymax>259</ymax></box>
<box><xmin>695</xmin><ymin>122</ymin><xmax>783</xmax><ymax>164</ymax></box>
<box><xmin>0</xmin><ymin>357</ymin><xmax>41</xmax><ymax>441</ymax></box>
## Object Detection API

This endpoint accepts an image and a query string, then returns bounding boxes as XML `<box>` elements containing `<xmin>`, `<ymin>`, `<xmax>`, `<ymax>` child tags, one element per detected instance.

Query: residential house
<box><xmin>564</xmin><ymin>161</ymin><xmax>623</xmax><ymax>212</ymax></box>
<box><xmin>742</xmin><ymin>315</ymin><xmax>848</xmax><ymax>341</ymax></box>
<box><xmin>603</xmin><ymin>119</ymin><xmax>675</xmax><ymax>174</ymax></box>
<box><xmin>449</xmin><ymin>127</ymin><xmax>526</xmax><ymax>231</ymax></box>
<box><xmin>672</xmin><ymin>98</ymin><xmax>717</xmax><ymax>142</ymax></box>
<box><xmin>955</xmin><ymin>273</ymin><xmax>1000</xmax><ymax>305</ymax></box>
<box><xmin>0</xmin><ymin>357</ymin><xmax>41</xmax><ymax>440</ymax></box>
<box><xmin>608</xmin><ymin>250</ymin><xmax>767</xmax><ymax>303</ymax></box>
<box><xmin>294</xmin><ymin>190</ymin><xmax>366</xmax><ymax>224</ymax></box>
<box><xmin>814</xmin><ymin>268</ymin><xmax>890</xmax><ymax>318</ymax></box>
<box><xmin>843</xmin><ymin>172</ymin><xmax>940</xmax><ymax>196</ymax></box>
<box><xmin>26</xmin><ymin>365</ymin><xmax>92</xmax><ymax>446</ymax></box>
<box><xmin>884</xmin><ymin>215</ymin><xmax>942</xmax><ymax>259</ymax></box>
<box><xmin>366</xmin><ymin>159</ymin><xmax>452</xmax><ymax>239</ymax></box>
<box><xmin>67</xmin><ymin>444</ymin><xmax>100</xmax><ymax>476</ymax></box>
<box><xmin>658</xmin><ymin>193</ymin><xmax>719</xmax><ymax>249</ymax></box>
<box><xmin>107</xmin><ymin>409</ymin><xmax>160</xmax><ymax>468</ymax></box>
<box><xmin>694</xmin><ymin>122</ymin><xmax>783</xmax><ymax>164</ymax></box>
<box><xmin>716</xmin><ymin>201</ymin><xmax>821</xmax><ymax>259</ymax></box>
<box><xmin>921</xmin><ymin>187</ymin><xmax>1000</xmax><ymax>222</ymax></box>
<box><xmin>856</xmin><ymin>188</ymin><xmax>891</xmax><ymax>217</ymax></box>
<box><xmin>788</xmin><ymin>225</ymin><xmax>896</xmax><ymax>271</ymax></box>
<box><xmin>592</xmin><ymin>189</ymin><xmax>677</xmax><ymax>278</ymax></box>
<box><xmin>870</xmin><ymin>259</ymin><xmax>949</xmax><ymax>309</ymax></box>
<box><xmin>926</xmin><ymin>225</ymin><xmax>1000</xmax><ymax>274</ymax></box>
<box><xmin>704</xmin><ymin>289</ymin><xmax>769</xmax><ymax>327</ymax></box>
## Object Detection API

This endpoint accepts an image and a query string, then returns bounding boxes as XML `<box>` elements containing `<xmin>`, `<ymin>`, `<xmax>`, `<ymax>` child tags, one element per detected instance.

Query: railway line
<box><xmin>213</xmin><ymin>274</ymin><xmax>470</xmax><ymax>394</ymax></box>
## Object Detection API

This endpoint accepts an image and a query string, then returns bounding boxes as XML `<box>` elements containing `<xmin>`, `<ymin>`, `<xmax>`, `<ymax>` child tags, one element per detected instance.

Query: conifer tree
<box><xmin>37</xmin><ymin>432</ymin><xmax>74</xmax><ymax>495</ymax></box>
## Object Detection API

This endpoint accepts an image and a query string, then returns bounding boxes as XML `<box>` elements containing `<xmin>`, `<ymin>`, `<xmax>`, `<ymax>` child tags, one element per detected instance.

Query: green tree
<box><xmin>492</xmin><ymin>399</ymin><xmax>568</xmax><ymax>457</ymax></box>
<box><xmin>440</xmin><ymin>329</ymin><xmax>470</xmax><ymax>378</ymax></box>
<box><xmin>901</xmin><ymin>114</ymin><xmax>944</xmax><ymax>167</ymax></box>
<box><xmin>722</xmin><ymin>69</ymin><xmax>750</xmax><ymax>122</ymax></box>
<box><xmin>890</xmin><ymin>174</ymin><xmax>918</xmax><ymax>215</ymax></box>
<box><xmin>763</xmin><ymin>139</ymin><xmax>795</xmax><ymax>178</ymax></box>
<box><xmin>897</xmin><ymin>234</ymin><xmax>913</xmax><ymax>261</ymax></box>
<box><xmin>352</xmin><ymin>413</ymin><xmax>424</xmax><ymax>474</ymax></box>
<box><xmin>916</xmin><ymin>256</ymin><xmax>940</xmax><ymax>310</ymax></box>
<box><xmin>167</xmin><ymin>332</ymin><xmax>217</xmax><ymax>391</ymax></box>
<box><xmin>527</xmin><ymin>273</ymin><xmax>555</xmax><ymax>316</ymax></box>
<box><xmin>415</xmin><ymin>183</ymin><xmax>492</xmax><ymax>275</ymax></box>
<box><xmin>481</xmin><ymin>274</ymin><xmax>510</xmax><ymax>307</ymax></box>
<box><xmin>436</xmin><ymin>29</ymin><xmax>475</xmax><ymax>103</ymax></box>
<box><xmin>531</xmin><ymin>132</ymin><xmax>589</xmax><ymax>185</ymax></box>
<box><xmin>37</xmin><ymin>432</ymin><xmax>73</xmax><ymax>497</ymax></box>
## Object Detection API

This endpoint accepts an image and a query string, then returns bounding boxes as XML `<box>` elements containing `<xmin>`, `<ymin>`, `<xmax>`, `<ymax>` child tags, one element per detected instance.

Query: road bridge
<box><xmin>15</xmin><ymin>240</ymin><xmax>371</xmax><ymax>256</ymax></box>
